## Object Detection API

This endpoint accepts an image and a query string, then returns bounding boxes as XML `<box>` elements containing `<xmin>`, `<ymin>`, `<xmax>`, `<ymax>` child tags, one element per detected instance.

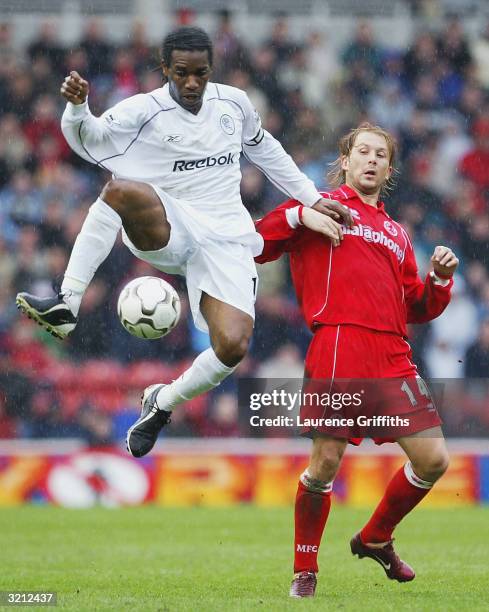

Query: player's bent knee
<box><xmin>310</xmin><ymin>440</ymin><xmax>344</xmax><ymax>481</ymax></box>
<box><xmin>213</xmin><ymin>330</ymin><xmax>251</xmax><ymax>366</ymax></box>
<box><xmin>311</xmin><ymin>455</ymin><xmax>341</xmax><ymax>482</ymax></box>
<box><xmin>414</xmin><ymin>452</ymin><xmax>449</xmax><ymax>482</ymax></box>
<box><xmin>101</xmin><ymin>178</ymin><xmax>129</xmax><ymax>211</ymax></box>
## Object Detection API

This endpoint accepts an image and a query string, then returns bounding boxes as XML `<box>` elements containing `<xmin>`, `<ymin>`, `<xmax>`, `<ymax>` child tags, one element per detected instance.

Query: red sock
<box><xmin>294</xmin><ymin>478</ymin><xmax>332</xmax><ymax>573</ymax></box>
<box><xmin>360</xmin><ymin>462</ymin><xmax>433</xmax><ymax>544</ymax></box>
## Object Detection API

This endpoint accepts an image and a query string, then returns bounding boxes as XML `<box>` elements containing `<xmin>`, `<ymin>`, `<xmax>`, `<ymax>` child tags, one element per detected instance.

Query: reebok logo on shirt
<box><xmin>172</xmin><ymin>152</ymin><xmax>238</xmax><ymax>172</ymax></box>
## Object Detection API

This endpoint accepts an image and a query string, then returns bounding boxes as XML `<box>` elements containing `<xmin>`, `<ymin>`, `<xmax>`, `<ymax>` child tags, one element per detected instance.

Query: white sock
<box><xmin>61</xmin><ymin>198</ymin><xmax>122</xmax><ymax>315</ymax></box>
<box><xmin>156</xmin><ymin>348</ymin><xmax>235</xmax><ymax>411</ymax></box>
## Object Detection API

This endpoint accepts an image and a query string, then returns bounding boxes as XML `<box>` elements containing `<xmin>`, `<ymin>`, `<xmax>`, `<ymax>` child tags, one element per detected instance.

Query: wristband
<box><xmin>430</xmin><ymin>271</ymin><xmax>451</xmax><ymax>286</ymax></box>
<box><xmin>432</xmin><ymin>270</ymin><xmax>452</xmax><ymax>280</ymax></box>
<box><xmin>298</xmin><ymin>205</ymin><xmax>304</xmax><ymax>225</ymax></box>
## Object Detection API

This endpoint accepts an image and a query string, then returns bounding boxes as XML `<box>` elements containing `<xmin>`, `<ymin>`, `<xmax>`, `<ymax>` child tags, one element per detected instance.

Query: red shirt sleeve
<box><xmin>402</xmin><ymin>238</ymin><xmax>453</xmax><ymax>324</ymax></box>
<box><xmin>254</xmin><ymin>200</ymin><xmax>303</xmax><ymax>263</ymax></box>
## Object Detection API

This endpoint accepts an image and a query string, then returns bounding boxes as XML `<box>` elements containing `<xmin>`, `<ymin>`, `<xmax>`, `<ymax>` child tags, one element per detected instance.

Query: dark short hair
<box><xmin>161</xmin><ymin>26</ymin><xmax>213</xmax><ymax>67</ymax></box>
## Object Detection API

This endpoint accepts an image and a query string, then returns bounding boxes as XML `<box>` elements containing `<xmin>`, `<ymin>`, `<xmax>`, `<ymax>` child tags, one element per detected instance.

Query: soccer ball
<box><xmin>117</xmin><ymin>276</ymin><xmax>181</xmax><ymax>339</ymax></box>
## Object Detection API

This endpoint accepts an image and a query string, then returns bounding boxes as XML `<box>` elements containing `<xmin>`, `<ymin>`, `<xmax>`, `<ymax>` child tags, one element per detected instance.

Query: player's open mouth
<box><xmin>182</xmin><ymin>93</ymin><xmax>200</xmax><ymax>102</ymax></box>
<box><xmin>364</xmin><ymin>170</ymin><xmax>376</xmax><ymax>178</ymax></box>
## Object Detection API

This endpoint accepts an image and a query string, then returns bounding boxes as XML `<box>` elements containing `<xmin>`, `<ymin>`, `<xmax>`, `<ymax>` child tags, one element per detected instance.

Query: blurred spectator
<box><xmin>429</xmin><ymin>118</ymin><xmax>472</xmax><ymax>196</ymax></box>
<box><xmin>425</xmin><ymin>276</ymin><xmax>479</xmax><ymax>378</ymax></box>
<box><xmin>0</xmin><ymin>22</ymin><xmax>14</xmax><ymax>64</ymax></box>
<box><xmin>79</xmin><ymin>18</ymin><xmax>114</xmax><ymax>78</ymax></box>
<box><xmin>304</xmin><ymin>30</ymin><xmax>340</xmax><ymax>94</ymax></box>
<box><xmin>266</xmin><ymin>13</ymin><xmax>296</xmax><ymax>65</ymax></box>
<box><xmin>459</xmin><ymin>116</ymin><xmax>489</xmax><ymax>191</ymax></box>
<box><xmin>213</xmin><ymin>10</ymin><xmax>251</xmax><ymax>81</ymax></box>
<box><xmin>3</xmin><ymin>70</ymin><xmax>35</xmax><ymax>121</ymax></box>
<box><xmin>457</xmin><ymin>82</ymin><xmax>485</xmax><ymax>127</ymax></box>
<box><xmin>403</xmin><ymin>32</ymin><xmax>438</xmax><ymax>87</ymax></box>
<box><xmin>437</xmin><ymin>17</ymin><xmax>472</xmax><ymax>76</ymax></box>
<box><xmin>368</xmin><ymin>80</ymin><xmax>413</xmax><ymax>133</ymax></box>
<box><xmin>202</xmin><ymin>392</ymin><xmax>241</xmax><ymax>437</ymax></box>
<box><xmin>464</xmin><ymin>261</ymin><xmax>488</xmax><ymax>300</ymax></box>
<box><xmin>11</xmin><ymin>226</ymin><xmax>46</xmax><ymax>295</ymax></box>
<box><xmin>0</xmin><ymin>346</ymin><xmax>33</xmax><ymax>422</ymax></box>
<box><xmin>68</xmin><ymin>280</ymin><xmax>113</xmax><ymax>360</ymax></box>
<box><xmin>286</xmin><ymin>107</ymin><xmax>329</xmax><ymax>158</ymax></box>
<box><xmin>0</xmin><ymin>395</ymin><xmax>16</xmax><ymax>438</ymax></box>
<box><xmin>436</xmin><ymin>59</ymin><xmax>464</xmax><ymax>108</ymax></box>
<box><xmin>252</xmin><ymin>47</ymin><xmax>286</xmax><ymax>112</ymax></box>
<box><xmin>24</xmin><ymin>94</ymin><xmax>70</xmax><ymax>165</ymax></box>
<box><xmin>127</xmin><ymin>21</ymin><xmax>156</xmax><ymax>75</ymax></box>
<box><xmin>27</xmin><ymin>21</ymin><xmax>64</xmax><ymax>74</ymax></box>
<box><xmin>107</xmin><ymin>48</ymin><xmax>139</xmax><ymax>105</ymax></box>
<box><xmin>38</xmin><ymin>198</ymin><xmax>69</xmax><ymax>249</ymax></box>
<box><xmin>0</xmin><ymin>114</ymin><xmax>32</xmax><ymax>182</ymax></box>
<box><xmin>78</xmin><ymin>403</ymin><xmax>114</xmax><ymax>446</ymax></box>
<box><xmin>256</xmin><ymin>343</ymin><xmax>304</xmax><ymax>379</ymax></box>
<box><xmin>241</xmin><ymin>164</ymin><xmax>267</xmax><ymax>215</ymax></box>
<box><xmin>459</xmin><ymin>214</ymin><xmax>489</xmax><ymax>268</ymax></box>
<box><xmin>227</xmin><ymin>68</ymin><xmax>268</xmax><ymax>118</ymax></box>
<box><xmin>27</xmin><ymin>382</ymin><xmax>63</xmax><ymax>438</ymax></box>
<box><xmin>464</xmin><ymin>319</ymin><xmax>489</xmax><ymax>377</ymax></box>
<box><xmin>471</xmin><ymin>20</ymin><xmax>489</xmax><ymax>89</ymax></box>
<box><xmin>0</xmin><ymin>170</ymin><xmax>42</xmax><ymax>229</ymax></box>
<box><xmin>342</xmin><ymin>21</ymin><xmax>382</xmax><ymax>105</ymax></box>
<box><xmin>342</xmin><ymin>21</ymin><xmax>382</xmax><ymax>77</ymax></box>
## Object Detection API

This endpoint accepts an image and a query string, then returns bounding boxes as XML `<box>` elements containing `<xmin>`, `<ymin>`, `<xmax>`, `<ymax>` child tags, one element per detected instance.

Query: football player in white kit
<box><xmin>16</xmin><ymin>27</ymin><xmax>351</xmax><ymax>457</ymax></box>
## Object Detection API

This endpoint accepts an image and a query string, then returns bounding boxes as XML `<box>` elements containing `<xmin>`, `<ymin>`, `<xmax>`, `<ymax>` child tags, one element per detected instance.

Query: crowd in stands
<box><xmin>0</xmin><ymin>11</ymin><xmax>488</xmax><ymax>441</ymax></box>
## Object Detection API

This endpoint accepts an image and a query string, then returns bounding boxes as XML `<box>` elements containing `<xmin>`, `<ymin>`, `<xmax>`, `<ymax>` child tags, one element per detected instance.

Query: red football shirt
<box><xmin>255</xmin><ymin>185</ymin><xmax>452</xmax><ymax>337</ymax></box>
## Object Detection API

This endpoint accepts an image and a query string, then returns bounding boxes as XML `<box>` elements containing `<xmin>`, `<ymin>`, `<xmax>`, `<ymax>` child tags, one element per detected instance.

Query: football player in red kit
<box><xmin>254</xmin><ymin>124</ymin><xmax>459</xmax><ymax>598</ymax></box>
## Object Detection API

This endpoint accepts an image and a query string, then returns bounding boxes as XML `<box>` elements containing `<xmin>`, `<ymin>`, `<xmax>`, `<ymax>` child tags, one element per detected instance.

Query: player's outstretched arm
<box><xmin>404</xmin><ymin>243</ymin><xmax>458</xmax><ymax>323</ymax></box>
<box><xmin>60</xmin><ymin>70</ymin><xmax>105</xmax><ymax>164</ymax></box>
<box><xmin>236</xmin><ymin>88</ymin><xmax>326</xmax><ymax>209</ymax></box>
<box><xmin>255</xmin><ymin>201</ymin><xmax>343</xmax><ymax>264</ymax></box>
<box><xmin>60</xmin><ymin>71</ymin><xmax>148</xmax><ymax>166</ymax></box>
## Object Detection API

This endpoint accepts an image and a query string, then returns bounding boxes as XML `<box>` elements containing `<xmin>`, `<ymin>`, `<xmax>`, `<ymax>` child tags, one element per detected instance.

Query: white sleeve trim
<box><xmin>285</xmin><ymin>206</ymin><xmax>302</xmax><ymax>228</ymax></box>
<box><xmin>430</xmin><ymin>271</ymin><xmax>450</xmax><ymax>287</ymax></box>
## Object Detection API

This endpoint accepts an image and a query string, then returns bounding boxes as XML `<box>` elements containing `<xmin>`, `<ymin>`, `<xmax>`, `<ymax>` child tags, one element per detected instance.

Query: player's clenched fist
<box><xmin>60</xmin><ymin>71</ymin><xmax>89</xmax><ymax>105</ymax></box>
<box><xmin>431</xmin><ymin>245</ymin><xmax>459</xmax><ymax>279</ymax></box>
<box><xmin>302</xmin><ymin>207</ymin><xmax>343</xmax><ymax>247</ymax></box>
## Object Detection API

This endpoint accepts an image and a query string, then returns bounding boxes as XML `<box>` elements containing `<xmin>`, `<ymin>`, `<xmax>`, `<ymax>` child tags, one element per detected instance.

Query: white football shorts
<box><xmin>121</xmin><ymin>184</ymin><xmax>259</xmax><ymax>332</ymax></box>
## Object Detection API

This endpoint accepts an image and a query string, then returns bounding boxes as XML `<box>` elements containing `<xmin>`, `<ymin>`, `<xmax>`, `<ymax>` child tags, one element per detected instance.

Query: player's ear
<box><xmin>161</xmin><ymin>61</ymin><xmax>169</xmax><ymax>79</ymax></box>
<box><xmin>340</xmin><ymin>155</ymin><xmax>349</xmax><ymax>172</ymax></box>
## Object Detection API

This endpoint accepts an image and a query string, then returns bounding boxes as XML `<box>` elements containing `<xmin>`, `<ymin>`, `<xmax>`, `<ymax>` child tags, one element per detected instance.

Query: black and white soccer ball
<box><xmin>117</xmin><ymin>276</ymin><xmax>181</xmax><ymax>339</ymax></box>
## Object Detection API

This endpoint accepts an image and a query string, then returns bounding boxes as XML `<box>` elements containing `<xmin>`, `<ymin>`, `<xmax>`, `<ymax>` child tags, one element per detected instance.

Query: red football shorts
<box><xmin>302</xmin><ymin>324</ymin><xmax>442</xmax><ymax>444</ymax></box>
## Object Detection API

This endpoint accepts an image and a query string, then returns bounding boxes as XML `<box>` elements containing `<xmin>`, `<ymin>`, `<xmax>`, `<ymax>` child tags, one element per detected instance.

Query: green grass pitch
<box><xmin>1</xmin><ymin>505</ymin><xmax>488</xmax><ymax>611</ymax></box>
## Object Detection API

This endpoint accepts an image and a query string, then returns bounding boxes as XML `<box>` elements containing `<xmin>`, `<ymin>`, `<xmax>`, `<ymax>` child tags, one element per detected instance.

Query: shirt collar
<box><xmin>339</xmin><ymin>184</ymin><xmax>385</xmax><ymax>213</ymax></box>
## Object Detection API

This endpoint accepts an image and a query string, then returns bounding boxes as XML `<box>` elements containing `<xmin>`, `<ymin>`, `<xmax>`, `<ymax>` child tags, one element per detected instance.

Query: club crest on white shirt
<box><xmin>384</xmin><ymin>220</ymin><xmax>398</xmax><ymax>236</ymax></box>
<box><xmin>220</xmin><ymin>114</ymin><xmax>235</xmax><ymax>135</ymax></box>
<box><xmin>163</xmin><ymin>134</ymin><xmax>184</xmax><ymax>143</ymax></box>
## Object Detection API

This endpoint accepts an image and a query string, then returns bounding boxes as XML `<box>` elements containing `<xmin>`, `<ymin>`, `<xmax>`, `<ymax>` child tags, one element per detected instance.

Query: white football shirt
<box><xmin>61</xmin><ymin>82</ymin><xmax>321</xmax><ymax>252</ymax></box>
